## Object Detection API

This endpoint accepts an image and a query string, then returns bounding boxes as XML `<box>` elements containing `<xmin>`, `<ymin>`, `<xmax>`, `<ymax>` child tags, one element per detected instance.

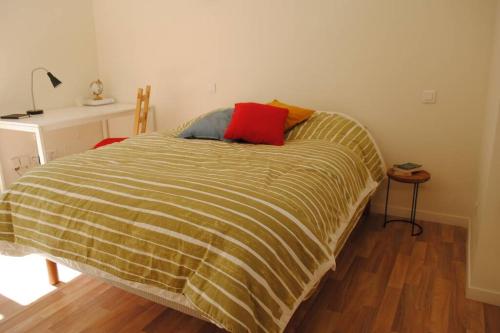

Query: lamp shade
<box><xmin>46</xmin><ymin>72</ymin><xmax>62</xmax><ymax>88</ymax></box>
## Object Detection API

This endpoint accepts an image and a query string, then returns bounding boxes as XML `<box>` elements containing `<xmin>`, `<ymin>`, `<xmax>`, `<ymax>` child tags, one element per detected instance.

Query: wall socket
<box><xmin>10</xmin><ymin>150</ymin><xmax>56</xmax><ymax>174</ymax></box>
<box><xmin>10</xmin><ymin>155</ymin><xmax>30</xmax><ymax>175</ymax></box>
<box><xmin>10</xmin><ymin>157</ymin><xmax>22</xmax><ymax>173</ymax></box>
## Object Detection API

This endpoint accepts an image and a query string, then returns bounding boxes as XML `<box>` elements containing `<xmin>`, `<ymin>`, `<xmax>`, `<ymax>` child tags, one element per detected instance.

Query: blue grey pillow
<box><xmin>178</xmin><ymin>108</ymin><xmax>234</xmax><ymax>141</ymax></box>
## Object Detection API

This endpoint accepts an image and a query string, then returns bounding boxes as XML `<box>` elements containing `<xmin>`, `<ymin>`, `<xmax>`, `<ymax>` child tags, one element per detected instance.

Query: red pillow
<box><xmin>224</xmin><ymin>103</ymin><xmax>289</xmax><ymax>145</ymax></box>
<box><xmin>93</xmin><ymin>137</ymin><xmax>127</xmax><ymax>149</ymax></box>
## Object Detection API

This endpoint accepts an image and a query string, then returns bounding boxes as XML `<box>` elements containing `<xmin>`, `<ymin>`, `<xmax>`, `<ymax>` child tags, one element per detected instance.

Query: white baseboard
<box><xmin>466</xmin><ymin>284</ymin><xmax>500</xmax><ymax>306</ymax></box>
<box><xmin>466</xmin><ymin>220</ymin><xmax>500</xmax><ymax>306</ymax></box>
<box><xmin>371</xmin><ymin>203</ymin><xmax>469</xmax><ymax>228</ymax></box>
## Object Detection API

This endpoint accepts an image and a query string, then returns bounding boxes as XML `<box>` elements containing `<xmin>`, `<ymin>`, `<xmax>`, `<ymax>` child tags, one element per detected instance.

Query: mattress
<box><xmin>0</xmin><ymin>111</ymin><xmax>385</xmax><ymax>333</ymax></box>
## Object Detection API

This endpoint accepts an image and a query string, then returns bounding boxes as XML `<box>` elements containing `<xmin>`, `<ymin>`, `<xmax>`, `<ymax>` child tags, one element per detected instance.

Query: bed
<box><xmin>0</xmin><ymin>111</ymin><xmax>385</xmax><ymax>333</ymax></box>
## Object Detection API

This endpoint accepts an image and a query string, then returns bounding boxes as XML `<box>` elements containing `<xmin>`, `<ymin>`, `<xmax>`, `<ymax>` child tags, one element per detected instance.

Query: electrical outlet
<box><xmin>10</xmin><ymin>155</ymin><xmax>32</xmax><ymax>175</ymax></box>
<box><xmin>30</xmin><ymin>155</ymin><xmax>40</xmax><ymax>167</ymax></box>
<box><xmin>10</xmin><ymin>157</ymin><xmax>21</xmax><ymax>172</ymax></box>
<box><xmin>20</xmin><ymin>155</ymin><xmax>31</xmax><ymax>169</ymax></box>
<box><xmin>47</xmin><ymin>150</ymin><xmax>56</xmax><ymax>161</ymax></box>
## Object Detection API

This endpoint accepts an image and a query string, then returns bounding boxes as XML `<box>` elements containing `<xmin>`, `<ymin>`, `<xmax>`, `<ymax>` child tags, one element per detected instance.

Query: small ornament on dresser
<box><xmin>83</xmin><ymin>79</ymin><xmax>115</xmax><ymax>106</ymax></box>
<box><xmin>90</xmin><ymin>79</ymin><xmax>104</xmax><ymax>100</ymax></box>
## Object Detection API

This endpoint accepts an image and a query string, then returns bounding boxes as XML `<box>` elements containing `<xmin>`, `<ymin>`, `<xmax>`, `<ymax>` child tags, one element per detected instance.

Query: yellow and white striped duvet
<box><xmin>0</xmin><ymin>112</ymin><xmax>385</xmax><ymax>333</ymax></box>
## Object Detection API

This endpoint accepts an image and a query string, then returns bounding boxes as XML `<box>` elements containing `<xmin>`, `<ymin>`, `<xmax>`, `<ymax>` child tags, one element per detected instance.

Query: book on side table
<box><xmin>392</xmin><ymin>162</ymin><xmax>423</xmax><ymax>176</ymax></box>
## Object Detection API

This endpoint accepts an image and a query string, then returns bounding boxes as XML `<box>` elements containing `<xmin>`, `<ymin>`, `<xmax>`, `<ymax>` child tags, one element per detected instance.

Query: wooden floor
<box><xmin>1</xmin><ymin>214</ymin><xmax>499</xmax><ymax>332</ymax></box>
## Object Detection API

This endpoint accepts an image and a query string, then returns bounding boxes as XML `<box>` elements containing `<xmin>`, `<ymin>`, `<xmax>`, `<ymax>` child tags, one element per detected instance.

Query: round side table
<box><xmin>383</xmin><ymin>169</ymin><xmax>431</xmax><ymax>236</ymax></box>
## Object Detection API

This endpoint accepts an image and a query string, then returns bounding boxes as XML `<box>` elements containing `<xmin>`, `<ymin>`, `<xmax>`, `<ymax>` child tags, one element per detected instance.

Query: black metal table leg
<box><xmin>410</xmin><ymin>183</ymin><xmax>423</xmax><ymax>236</ymax></box>
<box><xmin>383</xmin><ymin>177</ymin><xmax>423</xmax><ymax>236</ymax></box>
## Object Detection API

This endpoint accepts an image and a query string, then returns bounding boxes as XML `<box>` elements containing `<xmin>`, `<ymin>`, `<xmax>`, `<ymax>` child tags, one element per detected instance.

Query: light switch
<box><xmin>422</xmin><ymin>90</ymin><xmax>437</xmax><ymax>104</ymax></box>
<box><xmin>208</xmin><ymin>83</ymin><xmax>217</xmax><ymax>94</ymax></box>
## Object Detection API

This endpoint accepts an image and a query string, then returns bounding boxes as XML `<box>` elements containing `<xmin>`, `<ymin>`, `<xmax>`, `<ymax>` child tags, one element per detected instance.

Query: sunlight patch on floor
<box><xmin>0</xmin><ymin>313</ymin><xmax>4</xmax><ymax>321</ymax></box>
<box><xmin>0</xmin><ymin>254</ymin><xmax>81</xmax><ymax>306</ymax></box>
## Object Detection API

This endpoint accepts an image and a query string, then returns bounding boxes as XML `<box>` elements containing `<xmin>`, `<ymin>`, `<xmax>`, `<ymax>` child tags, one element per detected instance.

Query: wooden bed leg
<box><xmin>46</xmin><ymin>259</ymin><xmax>60</xmax><ymax>285</ymax></box>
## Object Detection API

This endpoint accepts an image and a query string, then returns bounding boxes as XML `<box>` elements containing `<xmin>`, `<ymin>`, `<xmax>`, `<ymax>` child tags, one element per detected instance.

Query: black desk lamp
<box><xmin>28</xmin><ymin>67</ymin><xmax>62</xmax><ymax>115</ymax></box>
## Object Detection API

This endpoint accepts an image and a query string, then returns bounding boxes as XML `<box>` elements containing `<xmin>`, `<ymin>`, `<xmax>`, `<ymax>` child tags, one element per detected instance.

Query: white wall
<box><xmin>469</xmin><ymin>0</ymin><xmax>500</xmax><ymax>306</ymax></box>
<box><xmin>0</xmin><ymin>0</ymin><xmax>100</xmax><ymax>185</ymax></box>
<box><xmin>93</xmin><ymin>0</ymin><xmax>496</xmax><ymax>224</ymax></box>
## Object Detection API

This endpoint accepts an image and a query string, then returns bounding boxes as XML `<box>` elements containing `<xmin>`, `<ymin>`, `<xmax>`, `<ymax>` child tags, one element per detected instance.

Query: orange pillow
<box><xmin>268</xmin><ymin>100</ymin><xmax>314</xmax><ymax>130</ymax></box>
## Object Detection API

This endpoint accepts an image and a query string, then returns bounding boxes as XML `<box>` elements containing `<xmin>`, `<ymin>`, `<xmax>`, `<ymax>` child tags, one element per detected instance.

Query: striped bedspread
<box><xmin>0</xmin><ymin>111</ymin><xmax>385</xmax><ymax>332</ymax></box>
